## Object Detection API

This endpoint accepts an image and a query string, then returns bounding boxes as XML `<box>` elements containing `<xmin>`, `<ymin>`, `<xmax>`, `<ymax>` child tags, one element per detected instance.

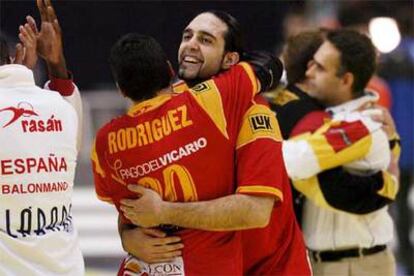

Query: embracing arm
<box><xmin>120</xmin><ymin>185</ymin><xmax>275</xmax><ymax>231</ymax></box>
<box><xmin>243</xmin><ymin>51</ymin><xmax>283</xmax><ymax>92</ymax></box>
<box><xmin>160</xmin><ymin>194</ymin><xmax>274</xmax><ymax>231</ymax></box>
<box><xmin>293</xmin><ymin>165</ymin><xmax>399</xmax><ymax>214</ymax></box>
<box><xmin>290</xmin><ymin>106</ymin><xmax>400</xmax><ymax>214</ymax></box>
<box><xmin>118</xmin><ymin>215</ymin><xmax>184</xmax><ymax>263</ymax></box>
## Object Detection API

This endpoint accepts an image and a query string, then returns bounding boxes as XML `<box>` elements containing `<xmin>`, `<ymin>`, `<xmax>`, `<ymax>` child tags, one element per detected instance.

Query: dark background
<box><xmin>1</xmin><ymin>1</ymin><xmax>290</xmax><ymax>90</ymax></box>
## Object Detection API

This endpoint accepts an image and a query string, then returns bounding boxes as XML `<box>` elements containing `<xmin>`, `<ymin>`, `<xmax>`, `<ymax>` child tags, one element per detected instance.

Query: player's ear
<box><xmin>221</xmin><ymin>51</ymin><xmax>240</xmax><ymax>70</ymax></box>
<box><xmin>341</xmin><ymin>72</ymin><xmax>354</xmax><ymax>91</ymax></box>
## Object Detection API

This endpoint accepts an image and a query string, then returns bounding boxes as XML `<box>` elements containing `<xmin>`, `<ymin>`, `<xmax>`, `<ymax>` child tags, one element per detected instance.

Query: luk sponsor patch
<box><xmin>249</xmin><ymin>114</ymin><xmax>273</xmax><ymax>132</ymax></box>
<box><xmin>191</xmin><ymin>82</ymin><xmax>210</xmax><ymax>93</ymax></box>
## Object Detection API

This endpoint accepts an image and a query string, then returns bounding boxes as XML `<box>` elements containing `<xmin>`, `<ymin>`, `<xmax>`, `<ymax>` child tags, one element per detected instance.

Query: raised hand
<box><xmin>36</xmin><ymin>0</ymin><xmax>63</xmax><ymax>64</ymax></box>
<box><xmin>18</xmin><ymin>22</ymin><xmax>38</xmax><ymax>69</ymax></box>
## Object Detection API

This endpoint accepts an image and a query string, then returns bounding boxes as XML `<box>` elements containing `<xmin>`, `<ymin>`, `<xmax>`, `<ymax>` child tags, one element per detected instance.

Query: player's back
<box><xmin>0</xmin><ymin>64</ymin><xmax>82</xmax><ymax>276</ymax></box>
<box><xmin>101</xmin><ymin>91</ymin><xmax>237</xmax><ymax>203</ymax></box>
<box><xmin>96</xmin><ymin>91</ymin><xmax>241</xmax><ymax>275</ymax></box>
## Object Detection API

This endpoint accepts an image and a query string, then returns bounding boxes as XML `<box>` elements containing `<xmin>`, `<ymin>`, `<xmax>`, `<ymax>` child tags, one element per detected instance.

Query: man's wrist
<box><xmin>159</xmin><ymin>201</ymin><xmax>173</xmax><ymax>225</ymax></box>
<box><xmin>46</xmin><ymin>53</ymin><xmax>69</xmax><ymax>79</ymax></box>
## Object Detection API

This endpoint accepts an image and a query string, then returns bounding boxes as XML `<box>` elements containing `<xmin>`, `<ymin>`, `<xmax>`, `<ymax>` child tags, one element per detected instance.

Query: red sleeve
<box><xmin>48</xmin><ymin>72</ymin><xmax>75</xmax><ymax>96</ymax></box>
<box><xmin>91</xmin><ymin>130</ymin><xmax>113</xmax><ymax>204</ymax></box>
<box><xmin>235</xmin><ymin>104</ymin><xmax>285</xmax><ymax>201</ymax></box>
<box><xmin>236</xmin><ymin>139</ymin><xmax>285</xmax><ymax>202</ymax></box>
<box><xmin>290</xmin><ymin>110</ymin><xmax>330</xmax><ymax>137</ymax></box>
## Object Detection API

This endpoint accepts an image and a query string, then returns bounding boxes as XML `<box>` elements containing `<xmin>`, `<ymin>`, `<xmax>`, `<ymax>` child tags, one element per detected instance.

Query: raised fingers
<box><xmin>26</xmin><ymin>16</ymin><xmax>39</xmax><ymax>35</ymax></box>
<box><xmin>36</xmin><ymin>0</ymin><xmax>48</xmax><ymax>22</ymax></box>
<box><xmin>46</xmin><ymin>3</ymin><xmax>57</xmax><ymax>22</ymax></box>
<box><xmin>24</xmin><ymin>23</ymin><xmax>36</xmax><ymax>40</ymax></box>
<box><xmin>14</xmin><ymin>43</ymin><xmax>24</xmax><ymax>64</ymax></box>
<box><xmin>18</xmin><ymin>24</ymin><xmax>35</xmax><ymax>47</ymax></box>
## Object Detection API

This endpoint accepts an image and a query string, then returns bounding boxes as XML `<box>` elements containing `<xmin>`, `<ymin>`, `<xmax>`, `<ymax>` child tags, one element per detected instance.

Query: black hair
<box><xmin>109</xmin><ymin>33</ymin><xmax>172</xmax><ymax>102</ymax></box>
<box><xmin>0</xmin><ymin>34</ymin><xmax>10</xmax><ymax>65</ymax></box>
<box><xmin>327</xmin><ymin>29</ymin><xmax>376</xmax><ymax>95</ymax></box>
<box><xmin>205</xmin><ymin>10</ymin><xmax>245</xmax><ymax>55</ymax></box>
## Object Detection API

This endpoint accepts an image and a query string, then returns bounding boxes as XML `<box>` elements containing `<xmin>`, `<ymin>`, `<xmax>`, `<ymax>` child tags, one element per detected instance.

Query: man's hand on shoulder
<box><xmin>243</xmin><ymin>51</ymin><xmax>283</xmax><ymax>92</ymax></box>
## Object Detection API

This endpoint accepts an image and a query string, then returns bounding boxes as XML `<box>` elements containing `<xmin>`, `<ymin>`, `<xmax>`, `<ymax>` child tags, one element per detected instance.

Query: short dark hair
<box><xmin>109</xmin><ymin>33</ymin><xmax>172</xmax><ymax>102</ymax></box>
<box><xmin>0</xmin><ymin>34</ymin><xmax>10</xmax><ymax>65</ymax></box>
<box><xmin>327</xmin><ymin>29</ymin><xmax>376</xmax><ymax>95</ymax></box>
<box><xmin>283</xmin><ymin>30</ymin><xmax>324</xmax><ymax>84</ymax></box>
<box><xmin>205</xmin><ymin>10</ymin><xmax>245</xmax><ymax>55</ymax></box>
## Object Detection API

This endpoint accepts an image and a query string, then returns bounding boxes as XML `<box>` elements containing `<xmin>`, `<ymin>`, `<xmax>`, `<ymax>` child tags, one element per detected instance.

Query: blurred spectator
<box><xmin>337</xmin><ymin>1</ymin><xmax>393</xmax><ymax>110</ymax></box>
<box><xmin>377</xmin><ymin>2</ymin><xmax>414</xmax><ymax>274</ymax></box>
<box><xmin>366</xmin><ymin>75</ymin><xmax>392</xmax><ymax>109</ymax></box>
<box><xmin>282</xmin><ymin>7</ymin><xmax>310</xmax><ymax>41</ymax></box>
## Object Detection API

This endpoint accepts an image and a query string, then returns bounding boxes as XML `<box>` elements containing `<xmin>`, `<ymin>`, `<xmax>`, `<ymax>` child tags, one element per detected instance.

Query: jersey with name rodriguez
<box><xmin>92</xmin><ymin>63</ymin><xmax>283</xmax><ymax>276</ymax></box>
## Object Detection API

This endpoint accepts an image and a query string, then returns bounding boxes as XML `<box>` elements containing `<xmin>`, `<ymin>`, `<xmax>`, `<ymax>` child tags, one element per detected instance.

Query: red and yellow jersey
<box><xmin>173</xmin><ymin>78</ymin><xmax>310</xmax><ymax>275</ymax></box>
<box><xmin>238</xmin><ymin>106</ymin><xmax>311</xmax><ymax>276</ymax></box>
<box><xmin>91</xmin><ymin>63</ymin><xmax>282</xmax><ymax>275</ymax></box>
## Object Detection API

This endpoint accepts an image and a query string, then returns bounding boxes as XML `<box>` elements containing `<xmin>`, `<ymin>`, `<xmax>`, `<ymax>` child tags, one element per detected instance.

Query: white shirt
<box><xmin>0</xmin><ymin>64</ymin><xmax>84</xmax><ymax>275</ymax></box>
<box><xmin>283</xmin><ymin>93</ymin><xmax>390</xmax><ymax>180</ymax></box>
<box><xmin>301</xmin><ymin>93</ymin><xmax>394</xmax><ymax>250</ymax></box>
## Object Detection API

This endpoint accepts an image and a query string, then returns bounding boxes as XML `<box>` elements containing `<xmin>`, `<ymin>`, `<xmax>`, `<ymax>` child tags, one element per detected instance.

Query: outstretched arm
<box><xmin>120</xmin><ymin>185</ymin><xmax>275</xmax><ymax>231</ymax></box>
<box><xmin>35</xmin><ymin>0</ymin><xmax>68</xmax><ymax>79</ymax></box>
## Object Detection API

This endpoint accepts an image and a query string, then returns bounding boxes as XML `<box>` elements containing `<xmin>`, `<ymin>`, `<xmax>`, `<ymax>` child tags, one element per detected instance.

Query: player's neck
<box><xmin>295</xmin><ymin>82</ymin><xmax>311</xmax><ymax>95</ymax></box>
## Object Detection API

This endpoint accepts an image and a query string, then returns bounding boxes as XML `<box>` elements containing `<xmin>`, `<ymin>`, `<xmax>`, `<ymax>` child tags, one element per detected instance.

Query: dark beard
<box><xmin>177</xmin><ymin>66</ymin><xmax>205</xmax><ymax>88</ymax></box>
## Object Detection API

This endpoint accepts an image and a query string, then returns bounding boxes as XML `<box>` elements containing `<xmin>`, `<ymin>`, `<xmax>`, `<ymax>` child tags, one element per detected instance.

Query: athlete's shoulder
<box><xmin>273</xmin><ymin>85</ymin><xmax>317</xmax><ymax>107</ymax></box>
<box><xmin>212</xmin><ymin>62</ymin><xmax>256</xmax><ymax>82</ymax></box>
<box><xmin>273</xmin><ymin>88</ymin><xmax>300</xmax><ymax>106</ymax></box>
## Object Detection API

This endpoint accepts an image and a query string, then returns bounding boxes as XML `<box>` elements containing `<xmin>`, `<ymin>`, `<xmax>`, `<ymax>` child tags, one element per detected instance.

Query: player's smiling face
<box><xmin>178</xmin><ymin>13</ymin><xmax>228</xmax><ymax>81</ymax></box>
